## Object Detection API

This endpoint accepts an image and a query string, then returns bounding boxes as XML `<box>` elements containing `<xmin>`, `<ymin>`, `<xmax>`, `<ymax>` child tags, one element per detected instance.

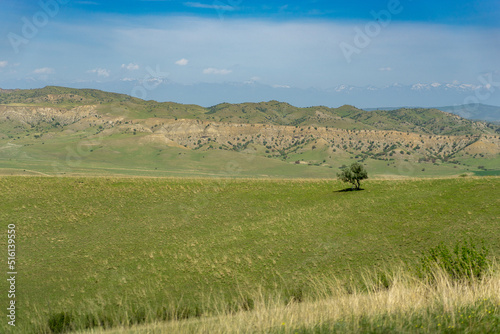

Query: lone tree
<box><xmin>337</xmin><ymin>162</ymin><xmax>368</xmax><ymax>190</ymax></box>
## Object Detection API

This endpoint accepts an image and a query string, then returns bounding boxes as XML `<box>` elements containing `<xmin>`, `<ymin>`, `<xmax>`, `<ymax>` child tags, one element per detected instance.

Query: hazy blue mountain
<box><xmin>365</xmin><ymin>104</ymin><xmax>500</xmax><ymax>123</ymax></box>
<box><xmin>436</xmin><ymin>104</ymin><xmax>500</xmax><ymax>122</ymax></box>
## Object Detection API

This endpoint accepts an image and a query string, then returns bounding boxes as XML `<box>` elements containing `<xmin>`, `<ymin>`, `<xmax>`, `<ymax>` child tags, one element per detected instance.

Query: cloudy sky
<box><xmin>0</xmin><ymin>0</ymin><xmax>499</xmax><ymax>106</ymax></box>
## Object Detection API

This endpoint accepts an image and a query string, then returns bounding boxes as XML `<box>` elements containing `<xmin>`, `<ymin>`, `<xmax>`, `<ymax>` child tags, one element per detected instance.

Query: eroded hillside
<box><xmin>0</xmin><ymin>87</ymin><xmax>499</xmax><ymax>177</ymax></box>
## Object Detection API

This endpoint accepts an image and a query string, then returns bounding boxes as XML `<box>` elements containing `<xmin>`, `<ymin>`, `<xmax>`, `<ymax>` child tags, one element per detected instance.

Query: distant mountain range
<box><xmin>436</xmin><ymin>104</ymin><xmax>500</xmax><ymax>123</ymax></box>
<box><xmin>365</xmin><ymin>104</ymin><xmax>500</xmax><ymax>123</ymax></box>
<box><xmin>3</xmin><ymin>79</ymin><xmax>499</xmax><ymax>114</ymax></box>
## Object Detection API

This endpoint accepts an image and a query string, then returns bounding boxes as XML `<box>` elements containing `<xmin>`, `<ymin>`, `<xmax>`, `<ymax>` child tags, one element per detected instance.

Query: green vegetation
<box><xmin>1</xmin><ymin>87</ymin><xmax>499</xmax><ymax>332</ymax></box>
<box><xmin>2</xmin><ymin>125</ymin><xmax>495</xmax><ymax>178</ymax></box>
<box><xmin>66</xmin><ymin>263</ymin><xmax>500</xmax><ymax>334</ymax></box>
<box><xmin>0</xmin><ymin>86</ymin><xmax>495</xmax><ymax>136</ymax></box>
<box><xmin>337</xmin><ymin>162</ymin><xmax>368</xmax><ymax>190</ymax></box>
<box><xmin>1</xmin><ymin>87</ymin><xmax>498</xmax><ymax>178</ymax></box>
<box><xmin>418</xmin><ymin>239</ymin><xmax>490</xmax><ymax>282</ymax></box>
<box><xmin>0</xmin><ymin>176</ymin><xmax>498</xmax><ymax>333</ymax></box>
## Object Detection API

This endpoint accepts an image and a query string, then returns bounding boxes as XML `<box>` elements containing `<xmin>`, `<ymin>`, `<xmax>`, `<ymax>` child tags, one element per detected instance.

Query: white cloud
<box><xmin>121</xmin><ymin>63</ymin><xmax>139</xmax><ymax>70</ymax></box>
<box><xmin>272</xmin><ymin>84</ymin><xmax>291</xmax><ymax>89</ymax></box>
<box><xmin>15</xmin><ymin>16</ymin><xmax>498</xmax><ymax>92</ymax></box>
<box><xmin>0</xmin><ymin>61</ymin><xmax>8</xmax><ymax>68</ymax></box>
<box><xmin>88</xmin><ymin>68</ymin><xmax>111</xmax><ymax>77</ymax></box>
<box><xmin>175</xmin><ymin>58</ymin><xmax>189</xmax><ymax>66</ymax></box>
<box><xmin>203</xmin><ymin>68</ymin><xmax>232</xmax><ymax>75</ymax></box>
<box><xmin>379</xmin><ymin>67</ymin><xmax>392</xmax><ymax>71</ymax></box>
<box><xmin>33</xmin><ymin>67</ymin><xmax>54</xmax><ymax>74</ymax></box>
<box><xmin>244</xmin><ymin>76</ymin><xmax>261</xmax><ymax>84</ymax></box>
<box><xmin>184</xmin><ymin>2</ymin><xmax>235</xmax><ymax>11</ymax></box>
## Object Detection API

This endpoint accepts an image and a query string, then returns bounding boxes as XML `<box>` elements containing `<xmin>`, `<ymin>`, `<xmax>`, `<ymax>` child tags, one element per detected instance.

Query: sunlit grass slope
<box><xmin>0</xmin><ymin>176</ymin><xmax>498</xmax><ymax>332</ymax></box>
<box><xmin>80</xmin><ymin>265</ymin><xmax>500</xmax><ymax>334</ymax></box>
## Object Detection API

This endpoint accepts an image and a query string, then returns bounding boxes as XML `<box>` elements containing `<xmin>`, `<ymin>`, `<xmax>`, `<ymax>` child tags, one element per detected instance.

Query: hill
<box><xmin>0</xmin><ymin>86</ymin><xmax>499</xmax><ymax>177</ymax></box>
<box><xmin>1</xmin><ymin>86</ymin><xmax>495</xmax><ymax>135</ymax></box>
<box><xmin>0</xmin><ymin>176</ymin><xmax>498</xmax><ymax>332</ymax></box>
<box><xmin>437</xmin><ymin>103</ymin><xmax>500</xmax><ymax>123</ymax></box>
<box><xmin>365</xmin><ymin>103</ymin><xmax>500</xmax><ymax>123</ymax></box>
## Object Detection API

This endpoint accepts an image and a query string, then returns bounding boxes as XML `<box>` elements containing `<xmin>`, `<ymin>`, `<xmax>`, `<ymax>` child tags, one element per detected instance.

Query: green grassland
<box><xmin>1</xmin><ymin>87</ymin><xmax>499</xmax><ymax>332</ymax></box>
<box><xmin>0</xmin><ymin>176</ymin><xmax>499</xmax><ymax>333</ymax></box>
<box><xmin>1</xmin><ymin>124</ymin><xmax>498</xmax><ymax>178</ymax></box>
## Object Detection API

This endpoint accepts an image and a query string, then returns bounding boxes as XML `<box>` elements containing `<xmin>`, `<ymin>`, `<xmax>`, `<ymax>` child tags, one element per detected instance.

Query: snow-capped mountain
<box><xmin>411</xmin><ymin>82</ymin><xmax>480</xmax><ymax>91</ymax></box>
<box><xmin>325</xmin><ymin>82</ymin><xmax>499</xmax><ymax>109</ymax></box>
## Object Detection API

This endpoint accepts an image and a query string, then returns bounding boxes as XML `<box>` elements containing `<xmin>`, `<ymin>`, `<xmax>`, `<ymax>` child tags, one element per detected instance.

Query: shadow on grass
<box><xmin>334</xmin><ymin>188</ymin><xmax>365</xmax><ymax>193</ymax></box>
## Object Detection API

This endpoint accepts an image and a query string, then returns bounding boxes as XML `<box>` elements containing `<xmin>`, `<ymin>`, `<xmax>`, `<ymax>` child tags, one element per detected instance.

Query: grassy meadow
<box><xmin>0</xmin><ymin>176</ymin><xmax>499</xmax><ymax>333</ymax></box>
<box><xmin>3</xmin><ymin>128</ymin><xmax>497</xmax><ymax>179</ymax></box>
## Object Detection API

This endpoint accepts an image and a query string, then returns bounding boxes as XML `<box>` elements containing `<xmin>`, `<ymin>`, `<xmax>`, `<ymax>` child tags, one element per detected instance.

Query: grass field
<box><xmin>77</xmin><ymin>266</ymin><xmax>500</xmax><ymax>334</ymax></box>
<box><xmin>0</xmin><ymin>176</ymin><xmax>499</xmax><ymax>333</ymax></box>
<box><xmin>2</xmin><ymin>131</ymin><xmax>497</xmax><ymax>179</ymax></box>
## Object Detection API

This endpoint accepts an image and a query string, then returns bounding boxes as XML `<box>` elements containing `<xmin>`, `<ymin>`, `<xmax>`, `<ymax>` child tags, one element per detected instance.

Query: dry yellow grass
<box><xmin>74</xmin><ymin>265</ymin><xmax>500</xmax><ymax>334</ymax></box>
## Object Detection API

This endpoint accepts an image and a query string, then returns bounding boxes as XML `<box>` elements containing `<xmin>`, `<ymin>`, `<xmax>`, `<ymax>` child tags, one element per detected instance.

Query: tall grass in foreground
<box><xmin>51</xmin><ymin>262</ymin><xmax>500</xmax><ymax>334</ymax></box>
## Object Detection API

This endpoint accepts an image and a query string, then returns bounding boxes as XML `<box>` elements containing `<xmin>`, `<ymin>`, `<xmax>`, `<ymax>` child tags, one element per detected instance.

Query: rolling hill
<box><xmin>365</xmin><ymin>103</ymin><xmax>500</xmax><ymax>123</ymax></box>
<box><xmin>437</xmin><ymin>104</ymin><xmax>500</xmax><ymax>123</ymax></box>
<box><xmin>0</xmin><ymin>86</ymin><xmax>499</xmax><ymax>177</ymax></box>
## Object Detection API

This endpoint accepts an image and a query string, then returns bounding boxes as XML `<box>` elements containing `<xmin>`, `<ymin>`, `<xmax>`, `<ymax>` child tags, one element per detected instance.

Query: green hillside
<box><xmin>1</xmin><ymin>86</ymin><xmax>499</xmax><ymax>178</ymax></box>
<box><xmin>0</xmin><ymin>86</ymin><xmax>494</xmax><ymax>135</ymax></box>
<box><xmin>0</xmin><ymin>176</ymin><xmax>498</xmax><ymax>333</ymax></box>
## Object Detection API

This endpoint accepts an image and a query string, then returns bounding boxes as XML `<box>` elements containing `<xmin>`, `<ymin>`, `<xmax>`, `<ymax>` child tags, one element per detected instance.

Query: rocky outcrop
<box><xmin>1</xmin><ymin>105</ymin><xmax>498</xmax><ymax>159</ymax></box>
<box><xmin>0</xmin><ymin>105</ymin><xmax>98</xmax><ymax>126</ymax></box>
<box><xmin>144</xmin><ymin>119</ymin><xmax>500</xmax><ymax>158</ymax></box>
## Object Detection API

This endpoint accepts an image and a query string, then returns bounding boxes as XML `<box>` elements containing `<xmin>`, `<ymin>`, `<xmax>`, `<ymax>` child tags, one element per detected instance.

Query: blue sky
<box><xmin>4</xmin><ymin>0</ymin><xmax>499</xmax><ymax>24</ymax></box>
<box><xmin>0</xmin><ymin>0</ymin><xmax>499</xmax><ymax>106</ymax></box>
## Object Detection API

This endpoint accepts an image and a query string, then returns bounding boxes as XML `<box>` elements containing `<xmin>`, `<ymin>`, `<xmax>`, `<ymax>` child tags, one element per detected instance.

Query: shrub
<box><xmin>48</xmin><ymin>312</ymin><xmax>73</xmax><ymax>333</ymax></box>
<box><xmin>227</xmin><ymin>296</ymin><xmax>255</xmax><ymax>314</ymax></box>
<box><xmin>239</xmin><ymin>296</ymin><xmax>255</xmax><ymax>312</ymax></box>
<box><xmin>418</xmin><ymin>239</ymin><xmax>490</xmax><ymax>282</ymax></box>
<box><xmin>83</xmin><ymin>312</ymin><xmax>115</xmax><ymax>330</ymax></box>
<box><xmin>337</xmin><ymin>162</ymin><xmax>368</xmax><ymax>190</ymax></box>
<box><xmin>285</xmin><ymin>286</ymin><xmax>305</xmax><ymax>305</ymax></box>
<box><xmin>375</xmin><ymin>271</ymin><xmax>392</xmax><ymax>291</ymax></box>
